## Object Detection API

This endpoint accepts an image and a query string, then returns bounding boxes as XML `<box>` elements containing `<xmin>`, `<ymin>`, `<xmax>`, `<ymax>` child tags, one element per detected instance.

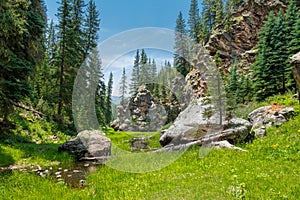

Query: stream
<box><xmin>0</xmin><ymin>161</ymin><xmax>104</xmax><ymax>188</ymax></box>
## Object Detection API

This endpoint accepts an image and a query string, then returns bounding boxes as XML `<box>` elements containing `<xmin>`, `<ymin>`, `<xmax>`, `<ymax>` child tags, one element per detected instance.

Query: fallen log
<box><xmin>156</xmin><ymin>126</ymin><xmax>248</xmax><ymax>153</ymax></box>
<box><xmin>12</xmin><ymin>102</ymin><xmax>45</xmax><ymax>117</ymax></box>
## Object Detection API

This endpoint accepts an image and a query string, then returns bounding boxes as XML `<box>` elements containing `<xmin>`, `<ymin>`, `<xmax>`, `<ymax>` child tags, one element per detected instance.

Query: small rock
<box><xmin>253</xmin><ymin>127</ymin><xmax>266</xmax><ymax>138</ymax></box>
<box><xmin>56</xmin><ymin>175</ymin><xmax>62</xmax><ymax>179</ymax></box>
<box><xmin>55</xmin><ymin>171</ymin><xmax>61</xmax><ymax>175</ymax></box>
<box><xmin>292</xmin><ymin>93</ymin><xmax>298</xmax><ymax>100</ymax></box>
<box><xmin>11</xmin><ymin>166</ymin><xmax>19</xmax><ymax>170</ymax></box>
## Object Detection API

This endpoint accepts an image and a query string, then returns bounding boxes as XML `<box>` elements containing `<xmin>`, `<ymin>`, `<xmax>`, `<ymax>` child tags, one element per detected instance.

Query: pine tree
<box><xmin>213</xmin><ymin>0</ymin><xmax>224</xmax><ymax>26</ymax></box>
<box><xmin>202</xmin><ymin>0</ymin><xmax>213</xmax><ymax>36</ymax></box>
<box><xmin>55</xmin><ymin>0</ymin><xmax>88</xmax><ymax>124</ymax></box>
<box><xmin>274</xmin><ymin>10</ymin><xmax>293</xmax><ymax>92</ymax></box>
<box><xmin>28</xmin><ymin>0</ymin><xmax>49</xmax><ymax>104</ymax></box>
<box><xmin>151</xmin><ymin>59</ymin><xmax>157</xmax><ymax>84</ymax></box>
<box><xmin>96</xmin><ymin>81</ymin><xmax>106</xmax><ymax>127</ymax></box>
<box><xmin>72</xmin><ymin>0</ymin><xmax>85</xmax><ymax>59</ymax></box>
<box><xmin>83</xmin><ymin>0</ymin><xmax>100</xmax><ymax>57</ymax></box>
<box><xmin>105</xmin><ymin>72</ymin><xmax>113</xmax><ymax>124</ymax></box>
<box><xmin>202</xmin><ymin>0</ymin><xmax>224</xmax><ymax>40</ymax></box>
<box><xmin>252</xmin><ymin>11</ymin><xmax>289</xmax><ymax>101</ymax></box>
<box><xmin>119</xmin><ymin>68</ymin><xmax>127</xmax><ymax>104</ymax></box>
<box><xmin>284</xmin><ymin>0</ymin><xmax>298</xmax><ymax>56</ymax></box>
<box><xmin>188</xmin><ymin>0</ymin><xmax>201</xmax><ymax>43</ymax></box>
<box><xmin>282</xmin><ymin>0</ymin><xmax>299</xmax><ymax>91</ymax></box>
<box><xmin>174</xmin><ymin>11</ymin><xmax>190</xmax><ymax>76</ymax></box>
<box><xmin>46</xmin><ymin>20</ymin><xmax>56</xmax><ymax>60</ymax></box>
<box><xmin>56</xmin><ymin>0</ymin><xmax>73</xmax><ymax>123</ymax></box>
<box><xmin>130</xmin><ymin>50</ymin><xmax>140</xmax><ymax>94</ymax></box>
<box><xmin>139</xmin><ymin>49</ymin><xmax>150</xmax><ymax>86</ymax></box>
<box><xmin>75</xmin><ymin>48</ymin><xmax>104</xmax><ymax>130</ymax></box>
<box><xmin>89</xmin><ymin>48</ymin><xmax>105</xmax><ymax>129</ymax></box>
<box><xmin>239</xmin><ymin>74</ymin><xmax>253</xmax><ymax>103</ymax></box>
<box><xmin>0</xmin><ymin>0</ymin><xmax>46</xmax><ymax>125</ymax></box>
<box><xmin>289</xmin><ymin>0</ymin><xmax>300</xmax><ymax>55</ymax></box>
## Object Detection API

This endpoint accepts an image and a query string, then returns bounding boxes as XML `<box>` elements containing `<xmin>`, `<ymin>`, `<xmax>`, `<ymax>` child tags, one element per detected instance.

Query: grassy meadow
<box><xmin>0</xmin><ymin>94</ymin><xmax>299</xmax><ymax>199</ymax></box>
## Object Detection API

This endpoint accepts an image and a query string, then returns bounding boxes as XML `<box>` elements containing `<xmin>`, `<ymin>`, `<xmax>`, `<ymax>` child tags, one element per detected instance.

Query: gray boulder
<box><xmin>59</xmin><ymin>130</ymin><xmax>111</xmax><ymax>161</ymax></box>
<box><xmin>159</xmin><ymin>98</ymin><xmax>252</xmax><ymax>146</ymax></box>
<box><xmin>248</xmin><ymin>105</ymin><xmax>294</xmax><ymax>137</ymax></box>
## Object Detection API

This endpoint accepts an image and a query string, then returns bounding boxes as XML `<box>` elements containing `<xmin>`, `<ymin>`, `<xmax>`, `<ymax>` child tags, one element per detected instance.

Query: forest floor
<box><xmin>0</xmin><ymin>94</ymin><xmax>299</xmax><ymax>199</ymax></box>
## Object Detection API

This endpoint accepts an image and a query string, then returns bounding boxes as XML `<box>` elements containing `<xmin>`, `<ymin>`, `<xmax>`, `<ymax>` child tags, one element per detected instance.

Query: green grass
<box><xmin>105</xmin><ymin>128</ymin><xmax>161</xmax><ymax>151</ymax></box>
<box><xmin>0</xmin><ymin>94</ymin><xmax>299</xmax><ymax>199</ymax></box>
<box><xmin>0</xmin><ymin>113</ymin><xmax>74</xmax><ymax>167</ymax></box>
<box><xmin>0</xmin><ymin>143</ymin><xmax>73</xmax><ymax>167</ymax></box>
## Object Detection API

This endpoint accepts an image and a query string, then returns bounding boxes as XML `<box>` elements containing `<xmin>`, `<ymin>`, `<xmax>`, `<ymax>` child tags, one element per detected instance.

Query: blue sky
<box><xmin>45</xmin><ymin>0</ymin><xmax>191</xmax><ymax>42</ymax></box>
<box><xmin>44</xmin><ymin>0</ymin><xmax>192</xmax><ymax>96</ymax></box>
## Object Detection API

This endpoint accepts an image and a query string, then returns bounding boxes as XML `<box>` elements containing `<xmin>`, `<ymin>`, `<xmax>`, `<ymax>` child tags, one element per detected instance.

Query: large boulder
<box><xmin>290</xmin><ymin>52</ymin><xmax>300</xmax><ymax>103</ymax></box>
<box><xmin>248</xmin><ymin>104</ymin><xmax>294</xmax><ymax>137</ymax></box>
<box><xmin>159</xmin><ymin>98</ymin><xmax>252</xmax><ymax>146</ymax></box>
<box><xmin>58</xmin><ymin>130</ymin><xmax>111</xmax><ymax>161</ymax></box>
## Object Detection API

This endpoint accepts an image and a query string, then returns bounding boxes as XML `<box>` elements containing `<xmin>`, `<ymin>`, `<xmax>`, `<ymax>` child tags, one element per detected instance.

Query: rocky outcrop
<box><xmin>111</xmin><ymin>85</ymin><xmax>170</xmax><ymax>132</ymax></box>
<box><xmin>159</xmin><ymin>98</ymin><xmax>252</xmax><ymax>146</ymax></box>
<box><xmin>185</xmin><ymin>68</ymin><xmax>207</xmax><ymax>99</ymax></box>
<box><xmin>248</xmin><ymin>104</ymin><xmax>294</xmax><ymax>137</ymax></box>
<box><xmin>58</xmin><ymin>130</ymin><xmax>111</xmax><ymax>161</ymax></box>
<box><xmin>290</xmin><ymin>52</ymin><xmax>300</xmax><ymax>102</ymax></box>
<box><xmin>205</xmin><ymin>0</ymin><xmax>286</xmax><ymax>71</ymax></box>
<box><xmin>158</xmin><ymin>102</ymin><xmax>294</xmax><ymax>152</ymax></box>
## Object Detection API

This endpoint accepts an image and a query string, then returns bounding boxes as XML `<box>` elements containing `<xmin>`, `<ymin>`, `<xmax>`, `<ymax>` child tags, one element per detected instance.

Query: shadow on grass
<box><xmin>13</xmin><ymin>143</ymin><xmax>74</xmax><ymax>164</ymax></box>
<box><xmin>0</xmin><ymin>134</ymin><xmax>74</xmax><ymax>169</ymax></box>
<box><xmin>0</xmin><ymin>146</ymin><xmax>15</xmax><ymax>167</ymax></box>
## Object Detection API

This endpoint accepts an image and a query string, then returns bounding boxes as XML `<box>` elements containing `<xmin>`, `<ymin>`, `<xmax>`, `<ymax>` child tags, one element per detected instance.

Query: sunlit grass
<box><xmin>0</xmin><ymin>93</ymin><xmax>299</xmax><ymax>199</ymax></box>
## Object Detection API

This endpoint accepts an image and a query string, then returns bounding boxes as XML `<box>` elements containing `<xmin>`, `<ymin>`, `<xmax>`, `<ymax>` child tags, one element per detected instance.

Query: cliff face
<box><xmin>205</xmin><ymin>0</ymin><xmax>286</xmax><ymax>71</ymax></box>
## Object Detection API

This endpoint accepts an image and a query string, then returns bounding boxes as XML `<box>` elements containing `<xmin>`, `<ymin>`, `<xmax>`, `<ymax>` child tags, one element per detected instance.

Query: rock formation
<box><xmin>111</xmin><ymin>85</ymin><xmax>170</xmax><ymax>132</ymax></box>
<box><xmin>248</xmin><ymin>104</ymin><xmax>294</xmax><ymax>137</ymax></box>
<box><xmin>159</xmin><ymin>98</ymin><xmax>252</xmax><ymax>147</ymax></box>
<box><xmin>58</xmin><ymin>130</ymin><xmax>111</xmax><ymax>162</ymax></box>
<box><xmin>290</xmin><ymin>52</ymin><xmax>300</xmax><ymax>102</ymax></box>
<box><xmin>185</xmin><ymin>68</ymin><xmax>207</xmax><ymax>99</ymax></box>
<box><xmin>158</xmin><ymin>100</ymin><xmax>294</xmax><ymax>152</ymax></box>
<box><xmin>205</xmin><ymin>0</ymin><xmax>286</xmax><ymax>71</ymax></box>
